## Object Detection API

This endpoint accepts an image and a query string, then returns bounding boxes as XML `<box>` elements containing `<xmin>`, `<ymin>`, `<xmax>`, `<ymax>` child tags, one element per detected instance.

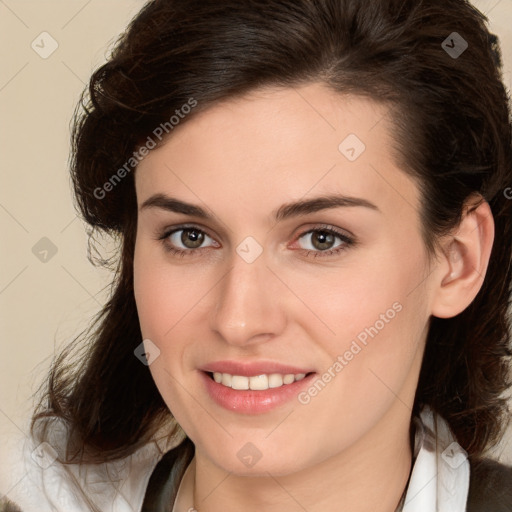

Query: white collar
<box><xmin>402</xmin><ymin>405</ymin><xmax>469</xmax><ymax>511</ymax></box>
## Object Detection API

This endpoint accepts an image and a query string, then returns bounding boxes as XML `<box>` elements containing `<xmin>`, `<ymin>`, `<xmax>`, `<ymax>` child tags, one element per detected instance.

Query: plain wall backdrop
<box><xmin>1</xmin><ymin>0</ymin><xmax>512</xmax><ymax>500</ymax></box>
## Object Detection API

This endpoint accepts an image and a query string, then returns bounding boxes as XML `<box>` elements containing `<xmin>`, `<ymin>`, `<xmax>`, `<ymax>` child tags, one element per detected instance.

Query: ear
<box><xmin>430</xmin><ymin>195</ymin><xmax>495</xmax><ymax>319</ymax></box>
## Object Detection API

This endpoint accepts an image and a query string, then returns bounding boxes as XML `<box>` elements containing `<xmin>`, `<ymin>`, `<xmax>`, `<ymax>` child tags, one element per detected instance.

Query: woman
<box><xmin>7</xmin><ymin>0</ymin><xmax>512</xmax><ymax>511</ymax></box>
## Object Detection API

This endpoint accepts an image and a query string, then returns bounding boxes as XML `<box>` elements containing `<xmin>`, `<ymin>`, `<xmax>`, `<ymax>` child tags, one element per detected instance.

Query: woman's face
<box><xmin>133</xmin><ymin>83</ymin><xmax>436</xmax><ymax>476</ymax></box>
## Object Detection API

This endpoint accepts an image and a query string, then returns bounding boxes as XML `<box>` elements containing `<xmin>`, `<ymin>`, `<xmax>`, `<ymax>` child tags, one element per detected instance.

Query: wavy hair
<box><xmin>32</xmin><ymin>0</ymin><xmax>512</xmax><ymax>464</ymax></box>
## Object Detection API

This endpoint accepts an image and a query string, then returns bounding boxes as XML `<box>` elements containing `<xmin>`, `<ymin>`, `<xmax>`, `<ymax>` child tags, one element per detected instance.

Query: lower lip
<box><xmin>200</xmin><ymin>371</ymin><xmax>316</xmax><ymax>414</ymax></box>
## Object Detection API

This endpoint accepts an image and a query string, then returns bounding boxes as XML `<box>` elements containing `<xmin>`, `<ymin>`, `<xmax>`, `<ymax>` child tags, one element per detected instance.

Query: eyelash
<box><xmin>156</xmin><ymin>224</ymin><xmax>355</xmax><ymax>259</ymax></box>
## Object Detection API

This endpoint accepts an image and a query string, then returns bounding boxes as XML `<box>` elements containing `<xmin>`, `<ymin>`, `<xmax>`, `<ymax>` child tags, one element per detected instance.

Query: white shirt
<box><xmin>10</xmin><ymin>406</ymin><xmax>469</xmax><ymax>512</ymax></box>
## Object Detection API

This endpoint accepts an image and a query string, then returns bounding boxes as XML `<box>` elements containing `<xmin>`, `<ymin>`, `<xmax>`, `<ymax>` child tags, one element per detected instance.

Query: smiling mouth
<box><xmin>205</xmin><ymin>371</ymin><xmax>315</xmax><ymax>391</ymax></box>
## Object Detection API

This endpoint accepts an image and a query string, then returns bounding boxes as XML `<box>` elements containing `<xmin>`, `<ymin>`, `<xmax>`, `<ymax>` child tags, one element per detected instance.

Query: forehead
<box><xmin>134</xmin><ymin>83</ymin><xmax>420</xmax><ymax>221</ymax></box>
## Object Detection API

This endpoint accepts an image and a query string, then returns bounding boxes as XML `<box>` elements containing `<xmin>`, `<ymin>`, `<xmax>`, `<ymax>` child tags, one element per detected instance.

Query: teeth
<box><xmin>283</xmin><ymin>374</ymin><xmax>295</xmax><ymax>385</ymax></box>
<box><xmin>211</xmin><ymin>372</ymin><xmax>307</xmax><ymax>390</ymax></box>
<box><xmin>221</xmin><ymin>373</ymin><xmax>232</xmax><ymax>387</ymax></box>
<box><xmin>231</xmin><ymin>375</ymin><xmax>249</xmax><ymax>390</ymax></box>
<box><xmin>249</xmin><ymin>374</ymin><xmax>268</xmax><ymax>390</ymax></box>
<box><xmin>268</xmin><ymin>373</ymin><xmax>283</xmax><ymax>388</ymax></box>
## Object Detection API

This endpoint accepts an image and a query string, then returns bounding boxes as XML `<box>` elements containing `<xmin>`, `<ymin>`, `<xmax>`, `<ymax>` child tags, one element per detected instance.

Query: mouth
<box><xmin>204</xmin><ymin>370</ymin><xmax>315</xmax><ymax>391</ymax></box>
<box><xmin>200</xmin><ymin>369</ymin><xmax>317</xmax><ymax>414</ymax></box>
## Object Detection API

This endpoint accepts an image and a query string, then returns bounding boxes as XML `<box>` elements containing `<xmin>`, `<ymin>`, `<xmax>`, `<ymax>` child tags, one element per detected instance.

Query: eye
<box><xmin>158</xmin><ymin>225</ymin><xmax>219</xmax><ymax>256</ymax></box>
<box><xmin>157</xmin><ymin>224</ymin><xmax>355</xmax><ymax>259</ymax></box>
<box><xmin>294</xmin><ymin>225</ymin><xmax>355</xmax><ymax>258</ymax></box>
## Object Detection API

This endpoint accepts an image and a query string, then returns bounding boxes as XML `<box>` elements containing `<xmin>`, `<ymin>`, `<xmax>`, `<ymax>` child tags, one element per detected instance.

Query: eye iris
<box><xmin>312</xmin><ymin>231</ymin><xmax>335</xmax><ymax>250</ymax></box>
<box><xmin>181</xmin><ymin>229</ymin><xmax>204</xmax><ymax>249</ymax></box>
<box><xmin>175</xmin><ymin>230</ymin><xmax>338</xmax><ymax>251</ymax></box>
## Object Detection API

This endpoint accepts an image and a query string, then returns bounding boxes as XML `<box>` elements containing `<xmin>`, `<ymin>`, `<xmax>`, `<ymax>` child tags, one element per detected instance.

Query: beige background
<box><xmin>1</xmin><ymin>0</ymin><xmax>512</xmax><ymax>500</ymax></box>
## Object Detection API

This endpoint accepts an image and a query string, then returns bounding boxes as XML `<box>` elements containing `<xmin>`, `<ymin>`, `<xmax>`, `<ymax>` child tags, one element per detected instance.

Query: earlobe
<box><xmin>431</xmin><ymin>197</ymin><xmax>495</xmax><ymax>319</ymax></box>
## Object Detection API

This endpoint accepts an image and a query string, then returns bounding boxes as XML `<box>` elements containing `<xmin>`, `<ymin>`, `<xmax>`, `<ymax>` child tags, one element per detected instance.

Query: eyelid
<box><xmin>157</xmin><ymin>222</ymin><xmax>356</xmax><ymax>257</ymax></box>
<box><xmin>291</xmin><ymin>223</ymin><xmax>355</xmax><ymax>243</ymax></box>
<box><xmin>157</xmin><ymin>223</ymin><xmax>218</xmax><ymax>241</ymax></box>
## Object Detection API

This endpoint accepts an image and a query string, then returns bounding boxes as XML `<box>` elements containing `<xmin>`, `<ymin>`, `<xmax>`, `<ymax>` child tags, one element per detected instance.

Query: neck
<box><xmin>185</xmin><ymin>402</ymin><xmax>414</xmax><ymax>512</ymax></box>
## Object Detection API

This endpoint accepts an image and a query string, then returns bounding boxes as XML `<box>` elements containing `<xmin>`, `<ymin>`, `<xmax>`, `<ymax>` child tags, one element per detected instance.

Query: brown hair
<box><xmin>33</xmin><ymin>0</ymin><xmax>512</xmax><ymax>465</ymax></box>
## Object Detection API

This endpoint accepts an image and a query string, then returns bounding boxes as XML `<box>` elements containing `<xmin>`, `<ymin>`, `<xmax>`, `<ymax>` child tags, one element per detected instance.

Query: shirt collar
<box><xmin>401</xmin><ymin>405</ymin><xmax>470</xmax><ymax>511</ymax></box>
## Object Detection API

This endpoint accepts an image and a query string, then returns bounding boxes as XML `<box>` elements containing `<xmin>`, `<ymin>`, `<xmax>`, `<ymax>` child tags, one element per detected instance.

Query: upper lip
<box><xmin>200</xmin><ymin>360</ymin><xmax>315</xmax><ymax>376</ymax></box>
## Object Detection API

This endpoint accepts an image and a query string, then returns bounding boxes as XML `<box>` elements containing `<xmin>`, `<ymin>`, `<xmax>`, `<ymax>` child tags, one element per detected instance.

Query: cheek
<box><xmin>133</xmin><ymin>242</ymin><xmax>196</xmax><ymax>419</ymax></box>
<box><xmin>133</xmin><ymin>240</ymin><xmax>203</xmax><ymax>339</ymax></box>
<box><xmin>133</xmin><ymin>247</ymin><xmax>166</xmax><ymax>338</ymax></box>
<box><xmin>291</xmin><ymin>238</ymin><xmax>430</xmax><ymax>403</ymax></box>
<box><xmin>292</xmin><ymin>240</ymin><xmax>428</xmax><ymax>345</ymax></box>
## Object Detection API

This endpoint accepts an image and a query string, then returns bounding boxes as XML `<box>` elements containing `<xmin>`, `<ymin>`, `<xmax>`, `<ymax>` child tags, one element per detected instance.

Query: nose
<box><xmin>209</xmin><ymin>247</ymin><xmax>286</xmax><ymax>347</ymax></box>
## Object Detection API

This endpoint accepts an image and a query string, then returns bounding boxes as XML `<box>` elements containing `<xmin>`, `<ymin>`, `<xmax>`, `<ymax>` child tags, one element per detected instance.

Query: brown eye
<box><xmin>298</xmin><ymin>229</ymin><xmax>344</xmax><ymax>252</ymax></box>
<box><xmin>180</xmin><ymin>228</ymin><xmax>205</xmax><ymax>249</ymax></box>
<box><xmin>292</xmin><ymin>225</ymin><xmax>356</xmax><ymax>259</ymax></box>
<box><xmin>310</xmin><ymin>231</ymin><xmax>336</xmax><ymax>250</ymax></box>
<box><xmin>163</xmin><ymin>227</ymin><xmax>216</xmax><ymax>252</ymax></box>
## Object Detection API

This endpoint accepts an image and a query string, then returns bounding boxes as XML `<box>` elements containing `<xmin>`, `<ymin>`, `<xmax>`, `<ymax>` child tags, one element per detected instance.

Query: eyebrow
<box><xmin>140</xmin><ymin>193</ymin><xmax>380</xmax><ymax>221</ymax></box>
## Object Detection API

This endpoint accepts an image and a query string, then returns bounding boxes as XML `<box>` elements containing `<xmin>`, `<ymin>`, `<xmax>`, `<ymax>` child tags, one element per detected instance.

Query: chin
<box><xmin>213</xmin><ymin>455</ymin><xmax>305</xmax><ymax>477</ymax></box>
<box><xmin>197</xmin><ymin>437</ymin><xmax>314</xmax><ymax>477</ymax></box>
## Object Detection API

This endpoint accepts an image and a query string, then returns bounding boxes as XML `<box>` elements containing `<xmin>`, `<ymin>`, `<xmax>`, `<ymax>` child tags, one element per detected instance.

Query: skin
<box><xmin>133</xmin><ymin>82</ymin><xmax>494</xmax><ymax>512</ymax></box>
